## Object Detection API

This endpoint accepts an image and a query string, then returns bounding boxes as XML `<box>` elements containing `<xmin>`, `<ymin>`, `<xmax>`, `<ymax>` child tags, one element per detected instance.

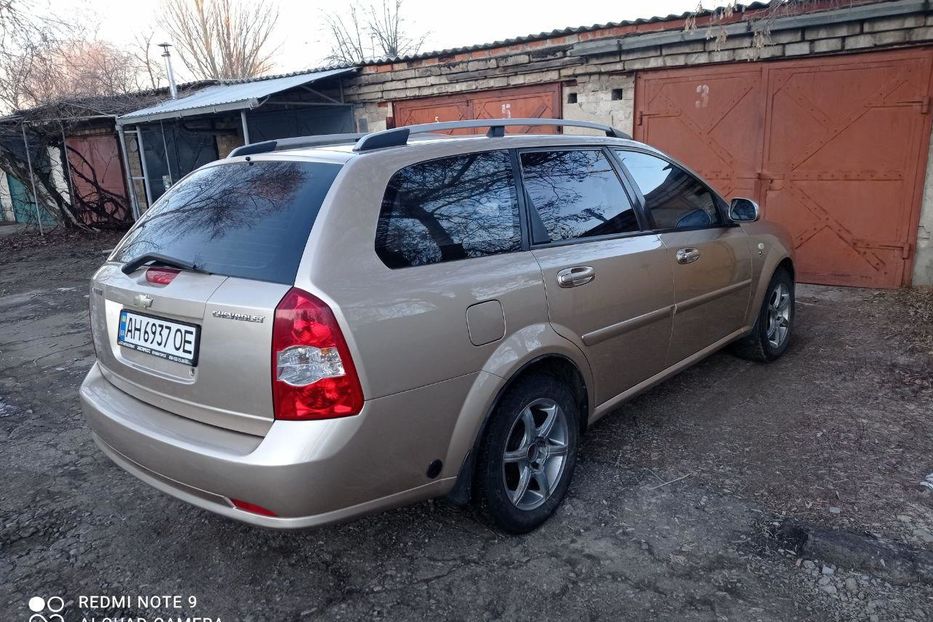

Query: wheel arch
<box><xmin>776</xmin><ymin>256</ymin><xmax>795</xmax><ymax>282</ymax></box>
<box><xmin>446</xmin><ymin>351</ymin><xmax>591</xmax><ymax>505</ymax></box>
<box><xmin>748</xmin><ymin>249</ymin><xmax>795</xmax><ymax>327</ymax></box>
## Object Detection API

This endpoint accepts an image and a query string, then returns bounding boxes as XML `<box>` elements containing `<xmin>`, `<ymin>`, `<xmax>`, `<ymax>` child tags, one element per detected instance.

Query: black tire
<box><xmin>731</xmin><ymin>267</ymin><xmax>794</xmax><ymax>362</ymax></box>
<box><xmin>473</xmin><ymin>373</ymin><xmax>579</xmax><ymax>534</ymax></box>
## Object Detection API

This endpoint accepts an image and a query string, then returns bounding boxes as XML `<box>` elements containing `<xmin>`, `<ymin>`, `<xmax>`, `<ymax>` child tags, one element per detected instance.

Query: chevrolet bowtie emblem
<box><xmin>133</xmin><ymin>293</ymin><xmax>154</xmax><ymax>309</ymax></box>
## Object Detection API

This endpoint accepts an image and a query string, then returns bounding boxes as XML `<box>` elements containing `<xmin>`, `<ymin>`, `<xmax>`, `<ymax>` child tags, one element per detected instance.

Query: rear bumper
<box><xmin>80</xmin><ymin>363</ymin><xmax>455</xmax><ymax>528</ymax></box>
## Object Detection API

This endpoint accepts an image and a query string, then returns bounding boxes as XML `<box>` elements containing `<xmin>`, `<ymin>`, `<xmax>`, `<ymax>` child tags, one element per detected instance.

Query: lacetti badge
<box><xmin>212</xmin><ymin>310</ymin><xmax>265</xmax><ymax>323</ymax></box>
<box><xmin>133</xmin><ymin>293</ymin><xmax>154</xmax><ymax>309</ymax></box>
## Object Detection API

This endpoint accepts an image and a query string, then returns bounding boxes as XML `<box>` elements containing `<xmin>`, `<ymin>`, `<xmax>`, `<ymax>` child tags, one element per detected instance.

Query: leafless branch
<box><xmin>131</xmin><ymin>32</ymin><xmax>166</xmax><ymax>91</ymax></box>
<box><xmin>323</xmin><ymin>0</ymin><xmax>427</xmax><ymax>65</ymax></box>
<box><xmin>160</xmin><ymin>0</ymin><xmax>280</xmax><ymax>80</ymax></box>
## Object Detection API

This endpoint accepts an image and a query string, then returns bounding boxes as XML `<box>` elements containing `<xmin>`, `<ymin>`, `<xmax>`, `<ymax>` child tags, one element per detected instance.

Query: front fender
<box><xmin>741</xmin><ymin>220</ymin><xmax>795</xmax><ymax>325</ymax></box>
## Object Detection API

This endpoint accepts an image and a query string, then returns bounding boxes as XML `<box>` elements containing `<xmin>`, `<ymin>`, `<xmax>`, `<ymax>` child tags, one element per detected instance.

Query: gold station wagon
<box><xmin>81</xmin><ymin>119</ymin><xmax>794</xmax><ymax>533</ymax></box>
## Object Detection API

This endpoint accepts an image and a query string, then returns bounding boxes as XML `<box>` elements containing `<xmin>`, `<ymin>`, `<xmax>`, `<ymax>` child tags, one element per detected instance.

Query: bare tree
<box><xmin>0</xmin><ymin>0</ymin><xmax>68</xmax><ymax>111</ymax></box>
<box><xmin>131</xmin><ymin>32</ymin><xmax>167</xmax><ymax>91</ymax></box>
<box><xmin>20</xmin><ymin>40</ymin><xmax>158</xmax><ymax>104</ymax></box>
<box><xmin>0</xmin><ymin>92</ymin><xmax>164</xmax><ymax>230</ymax></box>
<box><xmin>324</xmin><ymin>4</ymin><xmax>368</xmax><ymax>66</ymax></box>
<box><xmin>0</xmin><ymin>1</ymin><xmax>159</xmax><ymax>111</ymax></box>
<box><xmin>160</xmin><ymin>0</ymin><xmax>279</xmax><ymax>80</ymax></box>
<box><xmin>324</xmin><ymin>0</ymin><xmax>427</xmax><ymax>65</ymax></box>
<box><xmin>367</xmin><ymin>0</ymin><xmax>426</xmax><ymax>58</ymax></box>
<box><xmin>0</xmin><ymin>1</ymin><xmax>167</xmax><ymax>229</ymax></box>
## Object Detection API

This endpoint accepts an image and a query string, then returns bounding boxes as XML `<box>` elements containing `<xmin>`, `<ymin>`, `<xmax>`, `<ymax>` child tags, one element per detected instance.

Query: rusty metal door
<box><xmin>761</xmin><ymin>51</ymin><xmax>933</xmax><ymax>288</ymax></box>
<box><xmin>65</xmin><ymin>133</ymin><xmax>130</xmax><ymax>225</ymax></box>
<box><xmin>392</xmin><ymin>92</ymin><xmax>473</xmax><ymax>133</ymax></box>
<box><xmin>394</xmin><ymin>84</ymin><xmax>561</xmax><ymax>134</ymax></box>
<box><xmin>635</xmin><ymin>64</ymin><xmax>764</xmax><ymax>199</ymax></box>
<box><xmin>635</xmin><ymin>49</ymin><xmax>933</xmax><ymax>288</ymax></box>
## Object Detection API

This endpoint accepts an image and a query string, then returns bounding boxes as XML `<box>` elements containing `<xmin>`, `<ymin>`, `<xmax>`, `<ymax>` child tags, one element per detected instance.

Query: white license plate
<box><xmin>118</xmin><ymin>310</ymin><xmax>200</xmax><ymax>366</ymax></box>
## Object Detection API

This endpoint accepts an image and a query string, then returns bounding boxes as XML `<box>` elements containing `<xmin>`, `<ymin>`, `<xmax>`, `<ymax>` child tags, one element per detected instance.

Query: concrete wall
<box><xmin>46</xmin><ymin>146</ymin><xmax>70</xmax><ymax>204</ymax></box>
<box><xmin>354</xmin><ymin>102</ymin><xmax>389</xmax><ymax>133</ymax></box>
<box><xmin>914</xmin><ymin>126</ymin><xmax>933</xmax><ymax>286</ymax></box>
<box><xmin>342</xmin><ymin>0</ymin><xmax>933</xmax><ymax>285</ymax></box>
<box><xmin>0</xmin><ymin>170</ymin><xmax>13</xmax><ymax>222</ymax></box>
<box><xmin>562</xmin><ymin>74</ymin><xmax>635</xmax><ymax>136</ymax></box>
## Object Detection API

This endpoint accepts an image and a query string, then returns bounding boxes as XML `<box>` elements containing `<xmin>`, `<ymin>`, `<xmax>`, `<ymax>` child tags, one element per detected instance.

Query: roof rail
<box><xmin>228</xmin><ymin>133</ymin><xmax>365</xmax><ymax>158</ymax></box>
<box><xmin>353</xmin><ymin>118</ymin><xmax>631</xmax><ymax>152</ymax></box>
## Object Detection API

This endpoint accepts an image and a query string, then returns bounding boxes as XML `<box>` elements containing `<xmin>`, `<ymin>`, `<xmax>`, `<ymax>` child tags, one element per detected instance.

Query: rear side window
<box><xmin>375</xmin><ymin>151</ymin><xmax>521</xmax><ymax>268</ymax></box>
<box><xmin>614</xmin><ymin>150</ymin><xmax>722</xmax><ymax>230</ymax></box>
<box><xmin>519</xmin><ymin>149</ymin><xmax>639</xmax><ymax>243</ymax></box>
<box><xmin>111</xmin><ymin>161</ymin><xmax>342</xmax><ymax>285</ymax></box>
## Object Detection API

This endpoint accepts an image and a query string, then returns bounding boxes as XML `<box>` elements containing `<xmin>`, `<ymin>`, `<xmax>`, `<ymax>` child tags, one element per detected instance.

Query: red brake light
<box><xmin>230</xmin><ymin>498</ymin><xmax>277</xmax><ymax>517</ymax></box>
<box><xmin>272</xmin><ymin>288</ymin><xmax>363</xmax><ymax>420</ymax></box>
<box><xmin>146</xmin><ymin>267</ymin><xmax>180</xmax><ymax>285</ymax></box>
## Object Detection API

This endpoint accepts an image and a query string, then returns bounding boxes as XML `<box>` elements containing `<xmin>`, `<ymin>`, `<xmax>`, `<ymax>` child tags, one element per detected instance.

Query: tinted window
<box><xmin>375</xmin><ymin>151</ymin><xmax>521</xmax><ymax>268</ymax></box>
<box><xmin>520</xmin><ymin>149</ymin><xmax>638</xmax><ymax>242</ymax></box>
<box><xmin>615</xmin><ymin>150</ymin><xmax>722</xmax><ymax>230</ymax></box>
<box><xmin>111</xmin><ymin>161</ymin><xmax>341</xmax><ymax>285</ymax></box>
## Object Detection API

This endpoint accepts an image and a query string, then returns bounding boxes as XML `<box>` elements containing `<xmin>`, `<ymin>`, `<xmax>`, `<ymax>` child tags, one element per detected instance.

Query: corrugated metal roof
<box><xmin>117</xmin><ymin>67</ymin><xmax>357</xmax><ymax>125</ymax></box>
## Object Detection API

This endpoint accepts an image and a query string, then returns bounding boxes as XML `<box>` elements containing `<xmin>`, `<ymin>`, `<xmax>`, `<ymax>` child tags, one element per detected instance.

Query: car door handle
<box><xmin>676</xmin><ymin>248</ymin><xmax>701</xmax><ymax>265</ymax></box>
<box><xmin>557</xmin><ymin>266</ymin><xmax>596</xmax><ymax>288</ymax></box>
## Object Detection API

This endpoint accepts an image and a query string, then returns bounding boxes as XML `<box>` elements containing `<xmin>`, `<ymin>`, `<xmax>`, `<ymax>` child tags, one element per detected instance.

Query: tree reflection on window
<box><xmin>520</xmin><ymin>150</ymin><xmax>639</xmax><ymax>242</ymax></box>
<box><xmin>376</xmin><ymin>151</ymin><xmax>521</xmax><ymax>268</ymax></box>
<box><xmin>112</xmin><ymin>161</ymin><xmax>342</xmax><ymax>285</ymax></box>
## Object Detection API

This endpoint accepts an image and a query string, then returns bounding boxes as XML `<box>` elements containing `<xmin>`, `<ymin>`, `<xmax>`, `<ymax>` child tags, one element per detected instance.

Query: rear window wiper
<box><xmin>120</xmin><ymin>253</ymin><xmax>206</xmax><ymax>275</ymax></box>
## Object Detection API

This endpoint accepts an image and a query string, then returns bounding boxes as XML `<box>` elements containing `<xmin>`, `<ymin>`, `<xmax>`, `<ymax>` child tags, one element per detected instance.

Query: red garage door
<box><xmin>394</xmin><ymin>83</ymin><xmax>561</xmax><ymax>134</ymax></box>
<box><xmin>635</xmin><ymin>48</ymin><xmax>933</xmax><ymax>288</ymax></box>
<box><xmin>66</xmin><ymin>133</ymin><xmax>130</xmax><ymax>226</ymax></box>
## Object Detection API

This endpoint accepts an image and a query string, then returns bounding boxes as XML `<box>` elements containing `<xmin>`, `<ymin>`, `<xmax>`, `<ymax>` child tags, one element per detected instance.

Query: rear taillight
<box><xmin>230</xmin><ymin>498</ymin><xmax>277</xmax><ymax>517</ymax></box>
<box><xmin>146</xmin><ymin>267</ymin><xmax>180</xmax><ymax>285</ymax></box>
<box><xmin>272</xmin><ymin>288</ymin><xmax>363</xmax><ymax>420</ymax></box>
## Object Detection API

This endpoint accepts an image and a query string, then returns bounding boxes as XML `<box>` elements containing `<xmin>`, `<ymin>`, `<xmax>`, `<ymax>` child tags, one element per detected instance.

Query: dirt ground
<box><xmin>1</xmin><ymin>231</ymin><xmax>932</xmax><ymax>621</ymax></box>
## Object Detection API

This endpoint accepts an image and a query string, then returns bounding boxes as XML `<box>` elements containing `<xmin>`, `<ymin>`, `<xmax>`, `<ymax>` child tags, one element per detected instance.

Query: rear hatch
<box><xmin>90</xmin><ymin>158</ymin><xmax>342</xmax><ymax>435</ymax></box>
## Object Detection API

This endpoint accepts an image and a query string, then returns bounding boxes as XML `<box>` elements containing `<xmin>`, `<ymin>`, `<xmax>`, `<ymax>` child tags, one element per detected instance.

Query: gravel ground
<box><xmin>1</xmin><ymin>231</ymin><xmax>932</xmax><ymax>621</ymax></box>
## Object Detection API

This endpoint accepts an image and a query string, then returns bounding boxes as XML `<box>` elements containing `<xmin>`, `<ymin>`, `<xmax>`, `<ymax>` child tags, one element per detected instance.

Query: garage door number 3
<box><xmin>696</xmin><ymin>84</ymin><xmax>710</xmax><ymax>109</ymax></box>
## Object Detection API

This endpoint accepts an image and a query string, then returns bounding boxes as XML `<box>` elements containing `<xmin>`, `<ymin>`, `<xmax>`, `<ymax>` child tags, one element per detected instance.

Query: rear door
<box><xmin>520</xmin><ymin>147</ymin><xmax>675</xmax><ymax>405</ymax></box>
<box><xmin>90</xmin><ymin>159</ymin><xmax>342</xmax><ymax>435</ymax></box>
<box><xmin>614</xmin><ymin>149</ymin><xmax>752</xmax><ymax>364</ymax></box>
<box><xmin>341</xmin><ymin>149</ymin><xmax>548</xmax><ymax>398</ymax></box>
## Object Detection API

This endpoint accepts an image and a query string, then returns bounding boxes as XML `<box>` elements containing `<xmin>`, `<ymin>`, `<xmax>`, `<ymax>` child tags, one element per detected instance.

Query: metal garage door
<box><xmin>635</xmin><ymin>48</ymin><xmax>933</xmax><ymax>288</ymax></box>
<box><xmin>394</xmin><ymin>83</ymin><xmax>561</xmax><ymax>134</ymax></box>
<box><xmin>7</xmin><ymin>175</ymin><xmax>55</xmax><ymax>226</ymax></box>
<box><xmin>66</xmin><ymin>134</ymin><xmax>130</xmax><ymax>226</ymax></box>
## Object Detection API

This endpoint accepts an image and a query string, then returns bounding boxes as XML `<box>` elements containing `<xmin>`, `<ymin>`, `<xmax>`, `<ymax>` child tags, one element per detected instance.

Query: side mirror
<box><xmin>729</xmin><ymin>198</ymin><xmax>760</xmax><ymax>223</ymax></box>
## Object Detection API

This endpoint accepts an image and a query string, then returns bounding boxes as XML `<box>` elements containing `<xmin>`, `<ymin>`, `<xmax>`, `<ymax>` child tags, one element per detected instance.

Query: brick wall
<box><xmin>343</xmin><ymin>2</ymin><xmax>933</xmax><ymax>136</ymax></box>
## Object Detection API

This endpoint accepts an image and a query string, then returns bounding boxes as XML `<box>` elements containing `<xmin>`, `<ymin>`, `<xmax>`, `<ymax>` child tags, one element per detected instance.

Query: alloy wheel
<box><xmin>501</xmin><ymin>398</ymin><xmax>569</xmax><ymax>511</ymax></box>
<box><xmin>766</xmin><ymin>282</ymin><xmax>792</xmax><ymax>348</ymax></box>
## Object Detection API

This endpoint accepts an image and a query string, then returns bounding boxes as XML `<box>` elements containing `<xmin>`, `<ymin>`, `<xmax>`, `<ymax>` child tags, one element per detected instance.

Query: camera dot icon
<box><xmin>28</xmin><ymin>595</ymin><xmax>64</xmax><ymax>616</ymax></box>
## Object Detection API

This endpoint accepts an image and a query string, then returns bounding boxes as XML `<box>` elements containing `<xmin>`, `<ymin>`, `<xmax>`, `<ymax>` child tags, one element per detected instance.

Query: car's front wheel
<box><xmin>474</xmin><ymin>373</ymin><xmax>579</xmax><ymax>533</ymax></box>
<box><xmin>732</xmin><ymin>267</ymin><xmax>794</xmax><ymax>362</ymax></box>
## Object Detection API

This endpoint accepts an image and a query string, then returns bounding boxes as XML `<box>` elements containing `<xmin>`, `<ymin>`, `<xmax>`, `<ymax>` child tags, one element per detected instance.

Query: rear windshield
<box><xmin>111</xmin><ymin>160</ymin><xmax>342</xmax><ymax>285</ymax></box>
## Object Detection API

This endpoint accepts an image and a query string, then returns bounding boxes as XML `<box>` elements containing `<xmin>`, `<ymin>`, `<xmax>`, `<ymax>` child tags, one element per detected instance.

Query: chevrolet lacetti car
<box><xmin>80</xmin><ymin>118</ymin><xmax>795</xmax><ymax>533</ymax></box>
